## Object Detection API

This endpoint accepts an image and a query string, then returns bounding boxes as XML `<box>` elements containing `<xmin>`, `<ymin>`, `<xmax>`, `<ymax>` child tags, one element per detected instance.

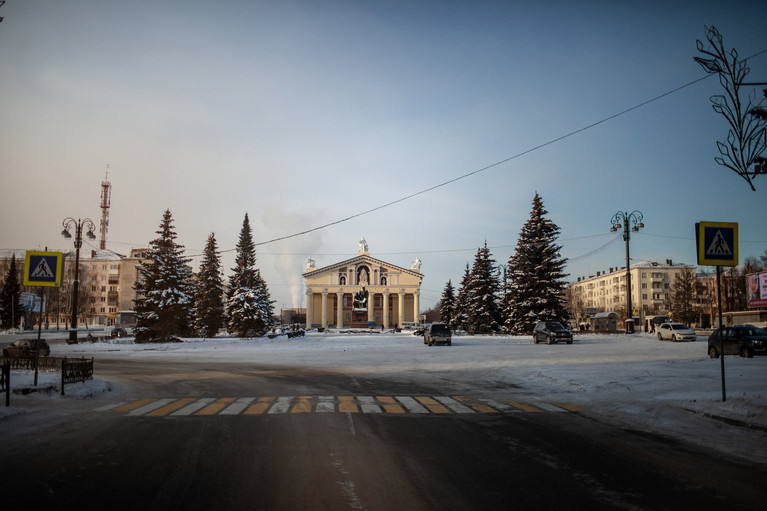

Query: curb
<box><xmin>682</xmin><ymin>407</ymin><xmax>767</xmax><ymax>433</ymax></box>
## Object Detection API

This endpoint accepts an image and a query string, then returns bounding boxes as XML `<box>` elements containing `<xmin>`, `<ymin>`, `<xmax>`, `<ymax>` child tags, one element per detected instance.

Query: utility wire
<box><xmin>249</xmin><ymin>74</ymin><xmax>718</xmax><ymax>248</ymax></box>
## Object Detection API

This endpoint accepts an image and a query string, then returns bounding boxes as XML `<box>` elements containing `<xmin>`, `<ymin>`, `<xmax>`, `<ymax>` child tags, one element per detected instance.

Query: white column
<box><xmin>321</xmin><ymin>291</ymin><xmax>328</xmax><ymax>329</ymax></box>
<box><xmin>336</xmin><ymin>292</ymin><xmax>344</xmax><ymax>328</ymax></box>
<box><xmin>305</xmin><ymin>290</ymin><xmax>313</xmax><ymax>329</ymax></box>
<box><xmin>368</xmin><ymin>293</ymin><xmax>375</xmax><ymax>325</ymax></box>
<box><xmin>413</xmin><ymin>291</ymin><xmax>420</xmax><ymax>324</ymax></box>
<box><xmin>398</xmin><ymin>291</ymin><xmax>405</xmax><ymax>328</ymax></box>
<box><xmin>383</xmin><ymin>292</ymin><xmax>390</xmax><ymax>329</ymax></box>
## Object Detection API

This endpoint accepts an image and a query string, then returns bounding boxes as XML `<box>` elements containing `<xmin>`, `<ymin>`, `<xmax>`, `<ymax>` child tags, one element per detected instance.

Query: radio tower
<box><xmin>99</xmin><ymin>165</ymin><xmax>112</xmax><ymax>250</ymax></box>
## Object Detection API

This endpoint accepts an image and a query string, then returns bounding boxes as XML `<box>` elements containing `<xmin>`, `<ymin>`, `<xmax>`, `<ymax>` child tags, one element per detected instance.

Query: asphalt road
<box><xmin>3</xmin><ymin>358</ymin><xmax>766</xmax><ymax>510</ymax></box>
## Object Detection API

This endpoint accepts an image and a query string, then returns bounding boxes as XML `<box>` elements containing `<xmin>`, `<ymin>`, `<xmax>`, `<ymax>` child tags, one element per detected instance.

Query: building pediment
<box><xmin>303</xmin><ymin>254</ymin><xmax>422</xmax><ymax>280</ymax></box>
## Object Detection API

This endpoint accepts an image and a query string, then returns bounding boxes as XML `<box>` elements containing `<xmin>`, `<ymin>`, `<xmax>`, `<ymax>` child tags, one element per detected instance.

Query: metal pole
<box><xmin>717</xmin><ymin>265</ymin><xmax>726</xmax><ymax>402</ymax></box>
<box><xmin>70</xmin><ymin>221</ymin><xmax>82</xmax><ymax>343</ymax></box>
<box><xmin>624</xmin><ymin>219</ymin><xmax>633</xmax><ymax>333</ymax></box>
<box><xmin>34</xmin><ymin>286</ymin><xmax>43</xmax><ymax>386</ymax></box>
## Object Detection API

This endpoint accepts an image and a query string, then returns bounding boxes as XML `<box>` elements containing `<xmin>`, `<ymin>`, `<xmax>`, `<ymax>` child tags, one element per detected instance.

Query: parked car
<box><xmin>2</xmin><ymin>339</ymin><xmax>51</xmax><ymax>358</ymax></box>
<box><xmin>110</xmin><ymin>327</ymin><xmax>129</xmax><ymax>338</ymax></box>
<box><xmin>533</xmin><ymin>321</ymin><xmax>573</xmax><ymax>344</ymax></box>
<box><xmin>423</xmin><ymin>323</ymin><xmax>452</xmax><ymax>346</ymax></box>
<box><xmin>708</xmin><ymin>325</ymin><xmax>767</xmax><ymax>358</ymax></box>
<box><xmin>657</xmin><ymin>322</ymin><xmax>697</xmax><ymax>342</ymax></box>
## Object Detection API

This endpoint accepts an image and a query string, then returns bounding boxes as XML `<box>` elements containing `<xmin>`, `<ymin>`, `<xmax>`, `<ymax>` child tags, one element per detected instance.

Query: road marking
<box><xmin>395</xmin><ymin>396</ymin><xmax>429</xmax><ymax>413</ymax></box>
<box><xmin>415</xmin><ymin>396</ymin><xmax>450</xmax><ymax>414</ymax></box>
<box><xmin>196</xmin><ymin>397</ymin><xmax>236</xmax><ymax>416</ymax></box>
<box><xmin>434</xmin><ymin>396</ymin><xmax>475</xmax><ymax>414</ymax></box>
<box><xmin>317</xmin><ymin>396</ymin><xmax>335</xmax><ymax>413</ymax></box>
<box><xmin>376</xmin><ymin>396</ymin><xmax>405</xmax><ymax>414</ymax></box>
<box><xmin>338</xmin><ymin>396</ymin><xmax>359</xmax><ymax>413</ymax></box>
<box><xmin>147</xmin><ymin>398</ymin><xmax>197</xmax><ymax>416</ymax></box>
<box><xmin>220</xmin><ymin>397</ymin><xmax>256</xmax><ymax>415</ymax></box>
<box><xmin>102</xmin><ymin>396</ymin><xmax>583</xmax><ymax>417</ymax></box>
<box><xmin>128</xmin><ymin>398</ymin><xmax>177</xmax><ymax>416</ymax></box>
<box><xmin>268</xmin><ymin>396</ymin><xmax>293</xmax><ymax>414</ymax></box>
<box><xmin>171</xmin><ymin>397</ymin><xmax>216</xmax><ymax>416</ymax></box>
<box><xmin>244</xmin><ymin>397</ymin><xmax>274</xmax><ymax>415</ymax></box>
<box><xmin>507</xmin><ymin>400</ymin><xmax>544</xmax><ymax>412</ymax></box>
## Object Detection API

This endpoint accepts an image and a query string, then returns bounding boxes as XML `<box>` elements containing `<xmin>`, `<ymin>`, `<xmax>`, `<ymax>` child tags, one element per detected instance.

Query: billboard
<box><xmin>748</xmin><ymin>272</ymin><xmax>767</xmax><ymax>308</ymax></box>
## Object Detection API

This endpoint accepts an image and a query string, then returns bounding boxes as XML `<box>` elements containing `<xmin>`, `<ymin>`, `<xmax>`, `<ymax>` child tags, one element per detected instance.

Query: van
<box><xmin>424</xmin><ymin>323</ymin><xmax>452</xmax><ymax>346</ymax></box>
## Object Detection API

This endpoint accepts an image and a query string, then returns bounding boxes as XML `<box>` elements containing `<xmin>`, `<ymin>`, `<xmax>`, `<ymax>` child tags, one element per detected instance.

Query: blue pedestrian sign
<box><xmin>696</xmin><ymin>222</ymin><xmax>738</xmax><ymax>266</ymax></box>
<box><xmin>23</xmin><ymin>251</ymin><xmax>64</xmax><ymax>287</ymax></box>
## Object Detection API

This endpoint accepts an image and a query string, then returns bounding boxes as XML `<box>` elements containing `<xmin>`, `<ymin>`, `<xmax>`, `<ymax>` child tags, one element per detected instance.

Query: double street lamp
<box><xmin>610</xmin><ymin>210</ymin><xmax>644</xmax><ymax>333</ymax></box>
<box><xmin>62</xmin><ymin>217</ymin><xmax>96</xmax><ymax>343</ymax></box>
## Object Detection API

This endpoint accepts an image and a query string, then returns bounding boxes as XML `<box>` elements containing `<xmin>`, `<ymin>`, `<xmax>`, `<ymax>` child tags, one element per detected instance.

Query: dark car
<box><xmin>110</xmin><ymin>327</ymin><xmax>129</xmax><ymax>338</ymax></box>
<box><xmin>533</xmin><ymin>321</ymin><xmax>573</xmax><ymax>344</ymax></box>
<box><xmin>2</xmin><ymin>339</ymin><xmax>51</xmax><ymax>358</ymax></box>
<box><xmin>423</xmin><ymin>323</ymin><xmax>452</xmax><ymax>346</ymax></box>
<box><xmin>708</xmin><ymin>325</ymin><xmax>767</xmax><ymax>358</ymax></box>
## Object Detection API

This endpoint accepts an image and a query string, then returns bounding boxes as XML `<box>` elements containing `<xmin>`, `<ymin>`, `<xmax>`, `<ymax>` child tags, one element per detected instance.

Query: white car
<box><xmin>657</xmin><ymin>322</ymin><xmax>697</xmax><ymax>342</ymax></box>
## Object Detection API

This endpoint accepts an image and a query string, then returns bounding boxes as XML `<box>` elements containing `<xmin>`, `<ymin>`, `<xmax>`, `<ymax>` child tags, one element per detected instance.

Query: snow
<box><xmin>2</xmin><ymin>331</ymin><xmax>766</xmax><ymax>465</ymax></box>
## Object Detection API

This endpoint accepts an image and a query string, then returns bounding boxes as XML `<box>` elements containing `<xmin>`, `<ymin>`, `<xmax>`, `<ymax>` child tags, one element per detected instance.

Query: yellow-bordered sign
<box><xmin>23</xmin><ymin>251</ymin><xmax>64</xmax><ymax>287</ymax></box>
<box><xmin>696</xmin><ymin>222</ymin><xmax>738</xmax><ymax>266</ymax></box>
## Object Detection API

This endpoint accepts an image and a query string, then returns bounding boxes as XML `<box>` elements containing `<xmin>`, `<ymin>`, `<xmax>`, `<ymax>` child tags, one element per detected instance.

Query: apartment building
<box><xmin>568</xmin><ymin>260</ymin><xmax>696</xmax><ymax>330</ymax></box>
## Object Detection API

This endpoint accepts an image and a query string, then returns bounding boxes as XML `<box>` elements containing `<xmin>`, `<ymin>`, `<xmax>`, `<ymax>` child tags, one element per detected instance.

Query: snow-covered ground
<box><xmin>3</xmin><ymin>330</ymin><xmax>766</xmax><ymax>465</ymax></box>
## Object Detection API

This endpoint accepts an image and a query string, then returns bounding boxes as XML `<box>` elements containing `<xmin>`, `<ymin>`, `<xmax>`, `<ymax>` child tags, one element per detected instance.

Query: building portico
<box><xmin>303</xmin><ymin>238</ymin><xmax>423</xmax><ymax>329</ymax></box>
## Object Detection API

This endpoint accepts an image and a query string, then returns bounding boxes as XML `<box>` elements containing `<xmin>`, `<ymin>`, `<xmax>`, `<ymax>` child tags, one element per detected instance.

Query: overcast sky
<box><xmin>1</xmin><ymin>0</ymin><xmax>766</xmax><ymax>311</ymax></box>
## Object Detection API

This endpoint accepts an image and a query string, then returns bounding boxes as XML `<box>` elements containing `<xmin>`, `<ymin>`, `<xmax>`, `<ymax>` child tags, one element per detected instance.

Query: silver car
<box><xmin>657</xmin><ymin>322</ymin><xmax>697</xmax><ymax>342</ymax></box>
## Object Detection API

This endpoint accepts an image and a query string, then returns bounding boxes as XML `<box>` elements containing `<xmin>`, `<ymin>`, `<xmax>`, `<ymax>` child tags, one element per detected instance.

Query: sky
<box><xmin>1</xmin><ymin>0</ymin><xmax>766</xmax><ymax>311</ymax></box>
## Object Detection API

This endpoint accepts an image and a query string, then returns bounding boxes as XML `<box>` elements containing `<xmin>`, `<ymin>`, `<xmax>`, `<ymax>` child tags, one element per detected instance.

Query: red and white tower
<box><xmin>99</xmin><ymin>165</ymin><xmax>112</xmax><ymax>250</ymax></box>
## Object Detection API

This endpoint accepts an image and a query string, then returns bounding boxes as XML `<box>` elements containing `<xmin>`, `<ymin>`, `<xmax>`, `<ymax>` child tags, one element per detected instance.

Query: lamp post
<box><xmin>610</xmin><ymin>210</ymin><xmax>644</xmax><ymax>333</ymax></box>
<box><xmin>62</xmin><ymin>217</ymin><xmax>96</xmax><ymax>343</ymax></box>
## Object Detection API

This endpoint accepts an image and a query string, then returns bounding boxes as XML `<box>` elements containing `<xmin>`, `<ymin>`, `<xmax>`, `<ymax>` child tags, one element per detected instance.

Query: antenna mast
<box><xmin>99</xmin><ymin>165</ymin><xmax>112</xmax><ymax>250</ymax></box>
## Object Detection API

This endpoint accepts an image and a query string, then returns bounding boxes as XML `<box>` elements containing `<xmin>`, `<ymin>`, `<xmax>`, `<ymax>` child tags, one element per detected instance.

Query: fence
<box><xmin>61</xmin><ymin>357</ymin><xmax>94</xmax><ymax>396</ymax></box>
<box><xmin>0</xmin><ymin>355</ymin><xmax>94</xmax><ymax>401</ymax></box>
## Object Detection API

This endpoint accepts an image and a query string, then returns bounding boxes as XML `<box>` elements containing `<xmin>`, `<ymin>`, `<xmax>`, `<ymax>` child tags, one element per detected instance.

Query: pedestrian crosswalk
<box><xmin>96</xmin><ymin>395</ymin><xmax>582</xmax><ymax>417</ymax></box>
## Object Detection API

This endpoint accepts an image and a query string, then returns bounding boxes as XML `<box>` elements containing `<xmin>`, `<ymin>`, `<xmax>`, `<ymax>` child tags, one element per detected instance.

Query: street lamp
<box><xmin>62</xmin><ymin>217</ymin><xmax>96</xmax><ymax>343</ymax></box>
<box><xmin>610</xmin><ymin>210</ymin><xmax>644</xmax><ymax>333</ymax></box>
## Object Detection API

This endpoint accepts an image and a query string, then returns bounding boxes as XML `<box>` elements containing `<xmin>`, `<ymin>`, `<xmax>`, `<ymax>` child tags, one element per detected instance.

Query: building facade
<box><xmin>302</xmin><ymin>239</ymin><xmax>423</xmax><ymax>329</ymax></box>
<box><xmin>568</xmin><ymin>260</ymin><xmax>697</xmax><ymax>330</ymax></box>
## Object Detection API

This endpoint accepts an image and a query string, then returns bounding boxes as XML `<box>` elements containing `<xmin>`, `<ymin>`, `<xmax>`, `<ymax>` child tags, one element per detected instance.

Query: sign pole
<box><xmin>716</xmin><ymin>265</ymin><xmax>725</xmax><ymax>402</ymax></box>
<box><xmin>34</xmin><ymin>286</ymin><xmax>44</xmax><ymax>386</ymax></box>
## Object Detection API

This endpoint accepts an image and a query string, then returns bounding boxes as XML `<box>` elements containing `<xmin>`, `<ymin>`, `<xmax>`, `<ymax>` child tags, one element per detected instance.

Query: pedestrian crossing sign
<box><xmin>23</xmin><ymin>251</ymin><xmax>64</xmax><ymax>287</ymax></box>
<box><xmin>696</xmin><ymin>222</ymin><xmax>738</xmax><ymax>266</ymax></box>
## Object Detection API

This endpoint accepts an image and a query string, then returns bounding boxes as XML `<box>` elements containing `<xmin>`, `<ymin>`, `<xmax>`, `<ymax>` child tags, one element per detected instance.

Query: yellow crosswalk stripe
<box><xmin>415</xmin><ymin>396</ymin><xmax>450</xmax><ymax>414</ymax></box>
<box><xmin>195</xmin><ymin>397</ymin><xmax>236</xmax><ymax>416</ymax></box>
<box><xmin>147</xmin><ymin>398</ymin><xmax>197</xmax><ymax>416</ymax></box>
<box><xmin>337</xmin><ymin>395</ymin><xmax>359</xmax><ymax>413</ymax></box>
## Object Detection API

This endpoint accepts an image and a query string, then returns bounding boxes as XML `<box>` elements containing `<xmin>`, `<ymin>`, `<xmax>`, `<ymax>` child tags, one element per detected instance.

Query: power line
<box><xmin>248</xmin><ymin>74</ymin><xmax>717</xmax><ymax>248</ymax></box>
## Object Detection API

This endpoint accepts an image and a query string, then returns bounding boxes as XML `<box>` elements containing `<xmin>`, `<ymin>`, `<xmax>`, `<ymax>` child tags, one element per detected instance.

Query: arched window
<box><xmin>340</xmin><ymin>275</ymin><xmax>346</xmax><ymax>285</ymax></box>
<box><xmin>381</xmin><ymin>276</ymin><xmax>387</xmax><ymax>285</ymax></box>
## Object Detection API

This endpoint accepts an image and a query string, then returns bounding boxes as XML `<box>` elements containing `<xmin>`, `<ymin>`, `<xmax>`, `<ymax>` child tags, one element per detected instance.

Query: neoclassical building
<box><xmin>303</xmin><ymin>238</ymin><xmax>423</xmax><ymax>329</ymax></box>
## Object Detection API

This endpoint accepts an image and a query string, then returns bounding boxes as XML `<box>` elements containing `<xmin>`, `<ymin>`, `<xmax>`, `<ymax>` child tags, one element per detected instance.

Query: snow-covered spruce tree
<box><xmin>464</xmin><ymin>242</ymin><xmax>501</xmax><ymax>334</ymax></box>
<box><xmin>194</xmin><ymin>233</ymin><xmax>225</xmax><ymax>337</ymax></box>
<box><xmin>0</xmin><ymin>254</ymin><xmax>23</xmax><ymax>329</ymax></box>
<box><xmin>438</xmin><ymin>279</ymin><xmax>455</xmax><ymax>326</ymax></box>
<box><xmin>227</xmin><ymin>214</ymin><xmax>274</xmax><ymax>337</ymax></box>
<box><xmin>134</xmin><ymin>209</ymin><xmax>195</xmax><ymax>342</ymax></box>
<box><xmin>503</xmin><ymin>193</ymin><xmax>569</xmax><ymax>334</ymax></box>
<box><xmin>450</xmin><ymin>264</ymin><xmax>471</xmax><ymax>332</ymax></box>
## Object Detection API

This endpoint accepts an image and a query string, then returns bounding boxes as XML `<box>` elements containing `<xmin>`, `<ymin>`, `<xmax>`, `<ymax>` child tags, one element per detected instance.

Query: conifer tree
<box><xmin>227</xmin><ymin>214</ymin><xmax>274</xmax><ymax>337</ymax></box>
<box><xmin>438</xmin><ymin>279</ymin><xmax>455</xmax><ymax>326</ymax></box>
<box><xmin>0</xmin><ymin>254</ymin><xmax>22</xmax><ymax>329</ymax></box>
<box><xmin>450</xmin><ymin>264</ymin><xmax>471</xmax><ymax>332</ymax></box>
<box><xmin>194</xmin><ymin>233</ymin><xmax>225</xmax><ymax>337</ymax></box>
<box><xmin>134</xmin><ymin>209</ymin><xmax>195</xmax><ymax>342</ymax></box>
<box><xmin>465</xmin><ymin>242</ymin><xmax>501</xmax><ymax>333</ymax></box>
<box><xmin>503</xmin><ymin>193</ymin><xmax>569</xmax><ymax>333</ymax></box>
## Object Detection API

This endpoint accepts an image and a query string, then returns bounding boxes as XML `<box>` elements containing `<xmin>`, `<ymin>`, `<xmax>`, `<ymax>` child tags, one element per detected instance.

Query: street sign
<box><xmin>696</xmin><ymin>222</ymin><xmax>738</xmax><ymax>266</ymax></box>
<box><xmin>23</xmin><ymin>251</ymin><xmax>64</xmax><ymax>287</ymax></box>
